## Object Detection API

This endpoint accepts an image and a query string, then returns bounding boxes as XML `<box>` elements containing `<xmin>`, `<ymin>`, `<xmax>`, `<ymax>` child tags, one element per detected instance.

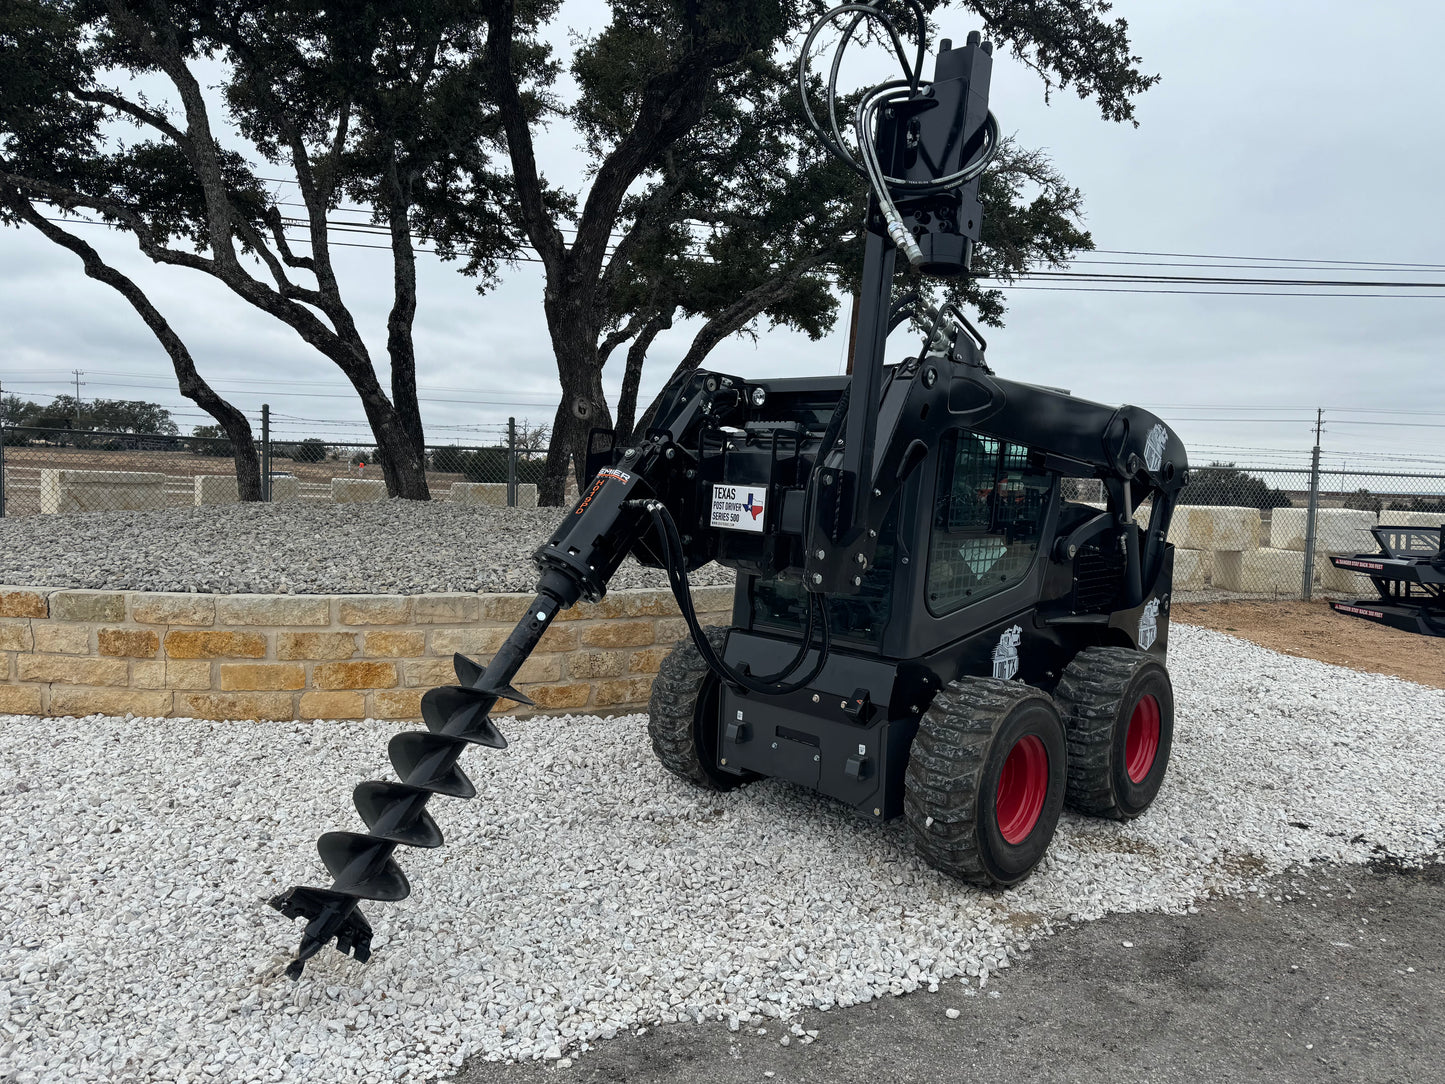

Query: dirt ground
<box><xmin>1174</xmin><ymin>600</ymin><xmax>1445</xmax><ymax>690</ymax></box>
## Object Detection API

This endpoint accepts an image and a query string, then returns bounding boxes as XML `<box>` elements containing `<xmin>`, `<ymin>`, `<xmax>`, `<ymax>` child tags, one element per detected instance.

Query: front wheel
<box><xmin>903</xmin><ymin>678</ymin><xmax>1068</xmax><ymax>886</ymax></box>
<box><xmin>647</xmin><ymin>626</ymin><xmax>757</xmax><ymax>791</ymax></box>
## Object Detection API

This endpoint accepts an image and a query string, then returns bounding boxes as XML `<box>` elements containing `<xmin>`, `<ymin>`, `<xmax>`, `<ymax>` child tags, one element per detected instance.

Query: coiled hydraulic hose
<box><xmin>798</xmin><ymin>1</ymin><xmax>1000</xmax><ymax>267</ymax></box>
<box><xmin>630</xmin><ymin>497</ymin><xmax>833</xmax><ymax>697</ymax></box>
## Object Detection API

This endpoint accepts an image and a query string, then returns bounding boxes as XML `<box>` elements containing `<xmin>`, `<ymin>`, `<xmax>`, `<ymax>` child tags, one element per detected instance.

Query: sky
<box><xmin>2</xmin><ymin>0</ymin><xmax>1443</xmax><ymax>476</ymax></box>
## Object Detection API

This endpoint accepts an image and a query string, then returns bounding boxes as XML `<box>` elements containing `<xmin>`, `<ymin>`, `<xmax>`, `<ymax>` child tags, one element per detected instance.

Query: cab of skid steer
<box><xmin>703</xmin><ymin>374</ymin><xmax>1176</xmax><ymax>820</ymax></box>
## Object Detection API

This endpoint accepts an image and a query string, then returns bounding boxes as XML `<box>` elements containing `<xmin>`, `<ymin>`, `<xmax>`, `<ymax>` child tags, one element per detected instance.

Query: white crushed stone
<box><xmin>0</xmin><ymin>501</ymin><xmax>734</xmax><ymax>595</ymax></box>
<box><xmin>1</xmin><ymin>625</ymin><xmax>1442</xmax><ymax>1082</ymax></box>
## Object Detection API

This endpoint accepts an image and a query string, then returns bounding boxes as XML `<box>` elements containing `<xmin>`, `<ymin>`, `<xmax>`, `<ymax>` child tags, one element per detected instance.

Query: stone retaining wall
<box><xmin>0</xmin><ymin>585</ymin><xmax>731</xmax><ymax>721</ymax></box>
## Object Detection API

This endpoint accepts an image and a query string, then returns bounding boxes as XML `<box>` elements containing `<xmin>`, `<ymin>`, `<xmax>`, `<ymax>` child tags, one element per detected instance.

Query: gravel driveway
<box><xmin>1</xmin><ymin>625</ymin><xmax>1442</xmax><ymax>1082</ymax></box>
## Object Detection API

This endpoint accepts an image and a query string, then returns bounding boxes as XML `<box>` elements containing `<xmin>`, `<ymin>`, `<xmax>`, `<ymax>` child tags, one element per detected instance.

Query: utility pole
<box><xmin>1300</xmin><ymin>408</ymin><xmax>1324</xmax><ymax>601</ymax></box>
<box><xmin>71</xmin><ymin>369</ymin><xmax>86</xmax><ymax>428</ymax></box>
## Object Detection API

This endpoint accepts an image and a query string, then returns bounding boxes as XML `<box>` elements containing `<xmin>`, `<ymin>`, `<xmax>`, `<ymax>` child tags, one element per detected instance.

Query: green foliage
<box><xmin>188</xmin><ymin>424</ymin><xmax>233</xmax><ymax>457</ymax></box>
<box><xmin>24</xmin><ymin>395</ymin><xmax>177</xmax><ymax>434</ymax></box>
<box><xmin>1341</xmin><ymin>488</ymin><xmax>1383</xmax><ymax>516</ymax></box>
<box><xmin>291</xmin><ymin>438</ymin><xmax>329</xmax><ymax>463</ymax></box>
<box><xmin>1178</xmin><ymin>463</ymin><xmax>1292</xmax><ymax>511</ymax></box>
<box><xmin>0</xmin><ymin>394</ymin><xmax>40</xmax><ymax>425</ymax></box>
<box><xmin>1388</xmin><ymin>496</ymin><xmax>1445</xmax><ymax>515</ymax></box>
<box><xmin>430</xmin><ymin>445</ymin><xmax>471</xmax><ymax>474</ymax></box>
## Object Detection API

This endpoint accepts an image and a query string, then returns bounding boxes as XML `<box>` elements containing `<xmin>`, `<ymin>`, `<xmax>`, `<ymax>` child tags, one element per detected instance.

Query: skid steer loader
<box><xmin>270</xmin><ymin>1</ymin><xmax>1189</xmax><ymax>977</ymax></box>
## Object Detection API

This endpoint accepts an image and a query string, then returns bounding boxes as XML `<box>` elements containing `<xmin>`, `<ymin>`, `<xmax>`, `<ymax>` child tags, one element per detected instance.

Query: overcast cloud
<box><xmin>2</xmin><ymin>0</ymin><xmax>1442</xmax><ymax>472</ymax></box>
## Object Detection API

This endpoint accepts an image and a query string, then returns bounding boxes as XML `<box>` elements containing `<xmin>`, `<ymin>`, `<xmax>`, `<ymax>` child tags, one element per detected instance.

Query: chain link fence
<box><xmin>0</xmin><ymin>419</ymin><xmax>548</xmax><ymax>516</ymax></box>
<box><xmin>1140</xmin><ymin>464</ymin><xmax>1445</xmax><ymax>602</ymax></box>
<box><xmin>5</xmin><ymin>418</ymin><xmax>1442</xmax><ymax>604</ymax></box>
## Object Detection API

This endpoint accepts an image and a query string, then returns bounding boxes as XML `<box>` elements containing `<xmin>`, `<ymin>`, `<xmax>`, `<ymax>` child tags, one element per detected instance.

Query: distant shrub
<box><xmin>430</xmin><ymin>445</ymin><xmax>470</xmax><ymax>474</ymax></box>
<box><xmin>291</xmin><ymin>438</ymin><xmax>329</xmax><ymax>463</ymax></box>
<box><xmin>1178</xmin><ymin>463</ymin><xmax>1292</xmax><ymax>510</ymax></box>
<box><xmin>1341</xmin><ymin>488</ymin><xmax>1382</xmax><ymax>515</ymax></box>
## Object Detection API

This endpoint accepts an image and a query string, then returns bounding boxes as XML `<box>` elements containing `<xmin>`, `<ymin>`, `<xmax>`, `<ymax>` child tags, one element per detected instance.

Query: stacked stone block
<box><xmin>330</xmin><ymin>477</ymin><xmax>388</xmax><ymax>503</ymax></box>
<box><xmin>0</xmin><ymin>584</ymin><xmax>731</xmax><ymax>721</ymax></box>
<box><xmin>40</xmin><ymin>469</ymin><xmax>168</xmax><ymax>514</ymax></box>
<box><xmin>1265</xmin><ymin>507</ymin><xmax>1379</xmax><ymax>594</ymax></box>
<box><xmin>448</xmin><ymin>481</ymin><xmax>540</xmax><ymax>508</ymax></box>
<box><xmin>193</xmin><ymin>474</ymin><xmax>239</xmax><ymax>505</ymax></box>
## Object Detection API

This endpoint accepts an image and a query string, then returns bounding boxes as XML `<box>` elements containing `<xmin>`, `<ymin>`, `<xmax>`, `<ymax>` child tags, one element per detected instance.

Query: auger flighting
<box><xmin>269</xmin><ymin>577</ymin><xmax>574</xmax><ymax>978</ymax></box>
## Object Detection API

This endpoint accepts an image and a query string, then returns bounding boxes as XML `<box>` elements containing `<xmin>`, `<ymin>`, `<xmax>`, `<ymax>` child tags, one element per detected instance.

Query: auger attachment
<box><xmin>269</xmin><ymin>589</ymin><xmax>565</xmax><ymax>978</ymax></box>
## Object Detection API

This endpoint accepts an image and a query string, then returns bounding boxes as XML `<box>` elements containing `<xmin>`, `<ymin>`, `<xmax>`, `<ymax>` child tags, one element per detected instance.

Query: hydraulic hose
<box><xmin>798</xmin><ymin>2</ymin><xmax>1001</xmax><ymax>267</ymax></box>
<box><xmin>631</xmin><ymin>498</ymin><xmax>832</xmax><ymax>696</ymax></box>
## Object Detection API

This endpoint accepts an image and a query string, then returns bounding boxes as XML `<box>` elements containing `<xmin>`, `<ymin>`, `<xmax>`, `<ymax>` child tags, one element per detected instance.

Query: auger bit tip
<box><xmin>267</xmin><ymin>887</ymin><xmax>373</xmax><ymax>979</ymax></box>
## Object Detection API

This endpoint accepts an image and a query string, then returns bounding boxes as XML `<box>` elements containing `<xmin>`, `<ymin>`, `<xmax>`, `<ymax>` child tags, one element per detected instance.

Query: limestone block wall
<box><xmin>0</xmin><ymin>585</ymin><xmax>732</xmax><ymax>721</ymax></box>
<box><xmin>194</xmin><ymin>474</ymin><xmax>240</xmax><ymax>506</ymax></box>
<box><xmin>331</xmin><ymin>478</ymin><xmax>388</xmax><ymax>503</ymax></box>
<box><xmin>271</xmin><ymin>476</ymin><xmax>301</xmax><ymax>502</ymax></box>
<box><xmin>40</xmin><ymin>469</ymin><xmax>168</xmax><ymax>514</ymax></box>
<box><xmin>1168</xmin><ymin>506</ymin><xmax>1261</xmax><ymax>552</ymax></box>
<box><xmin>1268</xmin><ymin>508</ymin><xmax>1377</xmax><ymax>553</ymax></box>
<box><xmin>449</xmin><ymin>482</ymin><xmax>540</xmax><ymax>508</ymax></box>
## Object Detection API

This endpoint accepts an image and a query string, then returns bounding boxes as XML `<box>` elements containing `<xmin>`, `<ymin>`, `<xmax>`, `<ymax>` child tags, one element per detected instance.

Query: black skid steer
<box><xmin>270</xmin><ymin>2</ymin><xmax>1189</xmax><ymax>977</ymax></box>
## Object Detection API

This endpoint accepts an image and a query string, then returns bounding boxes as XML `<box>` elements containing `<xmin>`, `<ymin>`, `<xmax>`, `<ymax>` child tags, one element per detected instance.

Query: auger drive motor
<box><xmin>270</xmin><ymin>2</ymin><xmax>1190</xmax><ymax>978</ymax></box>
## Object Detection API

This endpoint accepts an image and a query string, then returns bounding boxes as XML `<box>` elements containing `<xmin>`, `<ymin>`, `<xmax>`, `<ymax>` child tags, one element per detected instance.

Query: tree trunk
<box><xmin>9</xmin><ymin>195</ymin><xmax>264</xmax><ymax>499</ymax></box>
<box><xmin>539</xmin><ymin>304</ymin><xmax>613</xmax><ymax>506</ymax></box>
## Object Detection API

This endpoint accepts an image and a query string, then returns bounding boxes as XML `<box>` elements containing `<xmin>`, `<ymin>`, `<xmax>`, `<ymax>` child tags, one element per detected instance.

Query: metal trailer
<box><xmin>1331</xmin><ymin>525</ymin><xmax>1445</xmax><ymax>636</ymax></box>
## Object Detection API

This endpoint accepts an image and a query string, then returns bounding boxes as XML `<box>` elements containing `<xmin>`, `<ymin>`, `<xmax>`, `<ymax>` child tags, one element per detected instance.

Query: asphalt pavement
<box><xmin>451</xmin><ymin>861</ymin><xmax>1443</xmax><ymax>1084</ymax></box>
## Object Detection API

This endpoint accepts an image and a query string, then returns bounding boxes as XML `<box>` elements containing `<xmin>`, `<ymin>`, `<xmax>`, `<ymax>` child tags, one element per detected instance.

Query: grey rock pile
<box><xmin>0</xmin><ymin>501</ymin><xmax>735</xmax><ymax>595</ymax></box>
<box><xmin>0</xmin><ymin>626</ymin><xmax>1441</xmax><ymax>1080</ymax></box>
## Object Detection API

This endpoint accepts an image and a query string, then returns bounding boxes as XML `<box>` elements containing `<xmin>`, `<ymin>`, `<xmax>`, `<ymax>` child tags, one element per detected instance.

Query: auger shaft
<box><xmin>269</xmin><ymin>583</ymin><xmax>572</xmax><ymax>978</ymax></box>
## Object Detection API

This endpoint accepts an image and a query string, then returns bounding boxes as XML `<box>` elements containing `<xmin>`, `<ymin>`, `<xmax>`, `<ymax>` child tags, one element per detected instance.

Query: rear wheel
<box><xmin>904</xmin><ymin>678</ymin><xmax>1067</xmax><ymax>886</ymax></box>
<box><xmin>648</xmin><ymin>626</ymin><xmax>757</xmax><ymax>791</ymax></box>
<box><xmin>1054</xmin><ymin>647</ymin><xmax>1174</xmax><ymax>819</ymax></box>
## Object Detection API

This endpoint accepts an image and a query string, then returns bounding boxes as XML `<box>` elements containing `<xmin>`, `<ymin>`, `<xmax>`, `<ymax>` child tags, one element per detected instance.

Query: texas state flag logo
<box><xmin>744</xmin><ymin>493</ymin><xmax>763</xmax><ymax>520</ymax></box>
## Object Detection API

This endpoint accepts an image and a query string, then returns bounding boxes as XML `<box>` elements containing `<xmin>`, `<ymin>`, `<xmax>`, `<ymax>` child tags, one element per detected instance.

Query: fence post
<box><xmin>0</xmin><ymin>418</ymin><xmax>6</xmax><ymax>518</ymax></box>
<box><xmin>261</xmin><ymin>403</ymin><xmax>271</xmax><ymax>502</ymax></box>
<box><xmin>1300</xmin><ymin>409</ymin><xmax>1323</xmax><ymax>601</ymax></box>
<box><xmin>507</xmin><ymin>416</ymin><xmax>517</xmax><ymax>508</ymax></box>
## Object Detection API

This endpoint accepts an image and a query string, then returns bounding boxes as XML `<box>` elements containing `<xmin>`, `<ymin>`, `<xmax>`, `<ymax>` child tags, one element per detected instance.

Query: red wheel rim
<box><xmin>1125</xmin><ymin>694</ymin><xmax>1161</xmax><ymax>784</ymax></box>
<box><xmin>996</xmin><ymin>734</ymin><xmax>1049</xmax><ymax>845</ymax></box>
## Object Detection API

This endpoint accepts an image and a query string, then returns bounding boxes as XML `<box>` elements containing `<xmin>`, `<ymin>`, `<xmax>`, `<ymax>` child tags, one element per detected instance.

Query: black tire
<box><xmin>903</xmin><ymin>678</ymin><xmax>1068</xmax><ymax>886</ymax></box>
<box><xmin>1054</xmin><ymin>646</ymin><xmax>1174</xmax><ymax>820</ymax></box>
<box><xmin>647</xmin><ymin>626</ymin><xmax>757</xmax><ymax>791</ymax></box>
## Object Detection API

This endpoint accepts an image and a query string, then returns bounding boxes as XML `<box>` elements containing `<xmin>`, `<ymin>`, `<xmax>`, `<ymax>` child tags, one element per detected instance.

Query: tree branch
<box><xmin>5</xmin><ymin>188</ymin><xmax>263</xmax><ymax>498</ymax></box>
<box><xmin>486</xmin><ymin>1</ymin><xmax>565</xmax><ymax>272</ymax></box>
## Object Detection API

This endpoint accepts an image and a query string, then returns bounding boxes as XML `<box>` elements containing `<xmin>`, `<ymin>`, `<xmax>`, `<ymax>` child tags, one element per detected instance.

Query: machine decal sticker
<box><xmin>1334</xmin><ymin>558</ymin><xmax>1385</xmax><ymax>571</ymax></box>
<box><xmin>991</xmin><ymin>625</ymin><xmax>1022</xmax><ymax>680</ymax></box>
<box><xmin>1144</xmin><ymin>424</ymin><xmax>1168</xmax><ymax>473</ymax></box>
<box><xmin>709</xmin><ymin>484</ymin><xmax>767</xmax><ymax>533</ymax></box>
<box><xmin>1139</xmin><ymin>597</ymin><xmax>1160</xmax><ymax>650</ymax></box>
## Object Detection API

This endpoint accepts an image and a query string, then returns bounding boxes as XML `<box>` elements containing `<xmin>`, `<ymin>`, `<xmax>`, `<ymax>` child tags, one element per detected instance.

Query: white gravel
<box><xmin>1</xmin><ymin>625</ymin><xmax>1442</xmax><ymax>1082</ymax></box>
<box><xmin>0</xmin><ymin>502</ymin><xmax>734</xmax><ymax>595</ymax></box>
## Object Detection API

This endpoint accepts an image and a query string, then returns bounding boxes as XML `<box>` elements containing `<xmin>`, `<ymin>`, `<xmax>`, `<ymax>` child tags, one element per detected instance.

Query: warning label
<box><xmin>710</xmin><ymin>484</ymin><xmax>766</xmax><ymax>533</ymax></box>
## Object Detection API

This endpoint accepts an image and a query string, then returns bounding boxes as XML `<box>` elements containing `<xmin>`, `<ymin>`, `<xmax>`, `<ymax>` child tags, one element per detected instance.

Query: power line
<box><xmin>1093</xmin><ymin>248</ymin><xmax>1445</xmax><ymax>271</ymax></box>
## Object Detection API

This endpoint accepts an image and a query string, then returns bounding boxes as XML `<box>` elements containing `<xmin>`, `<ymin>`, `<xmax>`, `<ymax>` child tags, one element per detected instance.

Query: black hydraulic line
<box><xmin>268</xmin><ymin>586</ymin><xmax>569</xmax><ymax>978</ymax></box>
<box><xmin>802</xmin><ymin>3</ymin><xmax>919</xmax><ymax>173</ymax></box>
<box><xmin>635</xmin><ymin>499</ymin><xmax>833</xmax><ymax>696</ymax></box>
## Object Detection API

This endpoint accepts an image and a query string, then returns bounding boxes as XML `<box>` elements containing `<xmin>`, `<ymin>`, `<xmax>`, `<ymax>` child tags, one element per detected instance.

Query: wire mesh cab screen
<box><xmin>928</xmin><ymin>430</ymin><xmax>1052</xmax><ymax>614</ymax></box>
<box><xmin>751</xmin><ymin>499</ymin><xmax>900</xmax><ymax>645</ymax></box>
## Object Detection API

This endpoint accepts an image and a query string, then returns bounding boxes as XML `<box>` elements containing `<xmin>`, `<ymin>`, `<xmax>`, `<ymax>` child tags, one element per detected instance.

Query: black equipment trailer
<box><xmin>1331</xmin><ymin>525</ymin><xmax>1445</xmax><ymax>637</ymax></box>
<box><xmin>269</xmin><ymin>3</ymin><xmax>1191</xmax><ymax>978</ymax></box>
